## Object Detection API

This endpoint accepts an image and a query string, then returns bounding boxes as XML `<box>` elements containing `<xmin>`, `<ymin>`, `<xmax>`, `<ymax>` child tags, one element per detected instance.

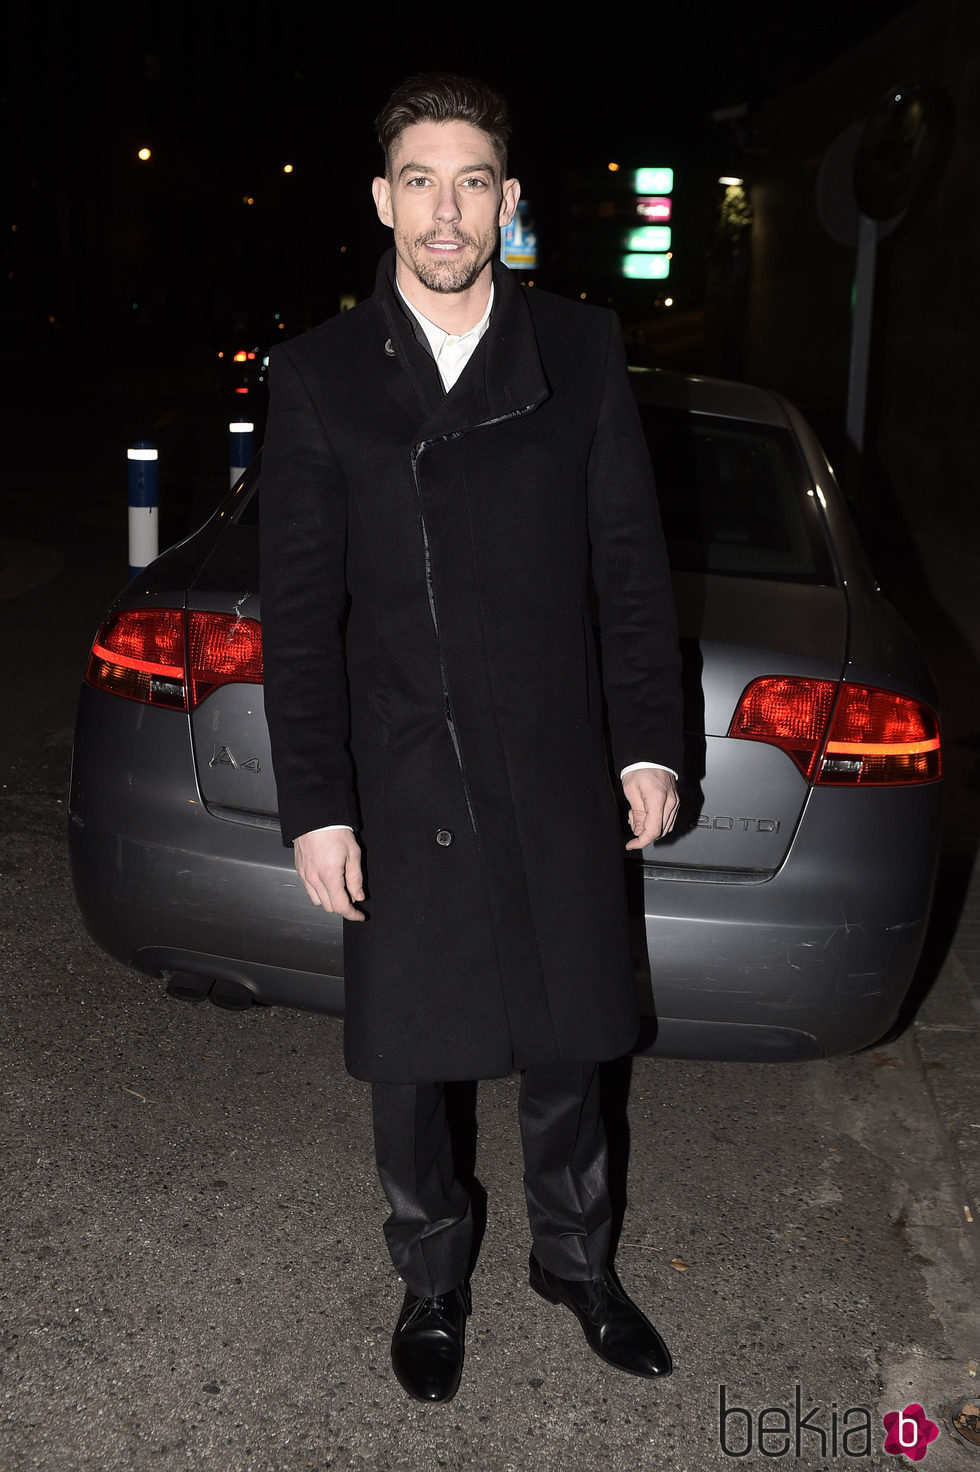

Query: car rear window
<box><xmin>236</xmin><ymin>410</ymin><xmax>836</xmax><ymax>586</ymax></box>
<box><xmin>234</xmin><ymin>483</ymin><xmax>260</xmax><ymax>526</ymax></box>
<box><xmin>639</xmin><ymin>407</ymin><xmax>836</xmax><ymax>584</ymax></box>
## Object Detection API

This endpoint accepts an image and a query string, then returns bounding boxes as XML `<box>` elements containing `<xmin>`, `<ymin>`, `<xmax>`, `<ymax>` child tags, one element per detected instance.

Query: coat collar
<box><xmin>374</xmin><ymin>249</ymin><xmax>551</xmax><ymax>443</ymax></box>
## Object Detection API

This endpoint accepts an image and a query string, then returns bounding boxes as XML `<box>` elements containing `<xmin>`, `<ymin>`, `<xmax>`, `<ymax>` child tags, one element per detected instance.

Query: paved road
<box><xmin>1</xmin><ymin>444</ymin><xmax>978</xmax><ymax>1470</ymax></box>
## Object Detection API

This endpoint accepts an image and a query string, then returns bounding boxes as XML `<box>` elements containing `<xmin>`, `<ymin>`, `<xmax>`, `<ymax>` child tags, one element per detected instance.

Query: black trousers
<box><xmin>371</xmin><ymin>1062</ymin><xmax>612</xmax><ymax>1297</ymax></box>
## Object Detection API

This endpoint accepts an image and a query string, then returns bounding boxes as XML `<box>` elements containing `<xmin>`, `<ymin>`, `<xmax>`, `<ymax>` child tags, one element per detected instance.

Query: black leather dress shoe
<box><xmin>390</xmin><ymin>1282</ymin><xmax>471</xmax><ymax>1403</ymax></box>
<box><xmin>529</xmin><ymin>1254</ymin><xmax>673</xmax><ymax>1378</ymax></box>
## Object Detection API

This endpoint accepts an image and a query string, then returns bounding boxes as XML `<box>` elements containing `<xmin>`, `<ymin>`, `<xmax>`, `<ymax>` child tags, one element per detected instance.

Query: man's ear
<box><xmin>372</xmin><ymin>176</ymin><xmax>393</xmax><ymax>228</ymax></box>
<box><xmin>499</xmin><ymin>177</ymin><xmax>521</xmax><ymax>228</ymax></box>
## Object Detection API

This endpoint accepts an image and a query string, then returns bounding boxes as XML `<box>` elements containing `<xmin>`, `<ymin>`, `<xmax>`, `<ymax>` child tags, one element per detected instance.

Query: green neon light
<box><xmin>626</xmin><ymin>225</ymin><xmax>671</xmax><ymax>252</ymax></box>
<box><xmin>622</xmin><ymin>253</ymin><xmax>671</xmax><ymax>280</ymax></box>
<box><xmin>634</xmin><ymin>168</ymin><xmax>673</xmax><ymax>194</ymax></box>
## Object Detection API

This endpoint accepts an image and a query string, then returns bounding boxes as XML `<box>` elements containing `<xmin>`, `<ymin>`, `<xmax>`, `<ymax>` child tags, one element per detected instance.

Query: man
<box><xmin>259</xmin><ymin>73</ymin><xmax>684</xmax><ymax>1404</ymax></box>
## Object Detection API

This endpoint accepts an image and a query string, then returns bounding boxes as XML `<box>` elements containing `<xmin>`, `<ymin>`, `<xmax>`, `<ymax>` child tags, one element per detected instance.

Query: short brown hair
<box><xmin>375</xmin><ymin>72</ymin><xmax>511</xmax><ymax>177</ymax></box>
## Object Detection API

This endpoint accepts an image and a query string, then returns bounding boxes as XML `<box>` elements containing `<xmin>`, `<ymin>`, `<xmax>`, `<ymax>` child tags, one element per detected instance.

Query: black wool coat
<box><xmin>259</xmin><ymin>251</ymin><xmax>683</xmax><ymax>1083</ymax></box>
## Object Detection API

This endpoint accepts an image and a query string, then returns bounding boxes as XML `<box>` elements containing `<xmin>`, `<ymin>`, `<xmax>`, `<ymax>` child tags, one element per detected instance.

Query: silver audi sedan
<box><xmin>68</xmin><ymin>369</ymin><xmax>942</xmax><ymax>1061</ymax></box>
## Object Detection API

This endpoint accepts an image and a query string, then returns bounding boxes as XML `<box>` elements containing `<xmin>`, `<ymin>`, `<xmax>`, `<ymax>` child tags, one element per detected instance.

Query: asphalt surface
<box><xmin>1</xmin><ymin>405</ymin><xmax>978</xmax><ymax>1471</ymax></box>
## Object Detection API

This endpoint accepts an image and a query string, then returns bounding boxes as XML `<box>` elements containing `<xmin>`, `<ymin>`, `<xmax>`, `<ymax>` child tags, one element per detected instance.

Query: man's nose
<box><xmin>433</xmin><ymin>185</ymin><xmax>462</xmax><ymax>222</ymax></box>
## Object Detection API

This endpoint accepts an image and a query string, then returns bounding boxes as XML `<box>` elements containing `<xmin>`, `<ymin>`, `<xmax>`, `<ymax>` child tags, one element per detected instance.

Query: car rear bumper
<box><xmin>636</xmin><ymin>781</ymin><xmax>941</xmax><ymax>1058</ymax></box>
<box><xmin>68</xmin><ymin>689</ymin><xmax>347</xmax><ymax>1006</ymax></box>
<box><xmin>69</xmin><ymin>690</ymin><xmax>941</xmax><ymax>1062</ymax></box>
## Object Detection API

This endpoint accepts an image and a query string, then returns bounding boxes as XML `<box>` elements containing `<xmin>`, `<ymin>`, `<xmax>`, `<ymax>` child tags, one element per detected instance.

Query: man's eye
<box><xmin>406</xmin><ymin>177</ymin><xmax>430</xmax><ymax>188</ymax></box>
<box><xmin>462</xmin><ymin>177</ymin><xmax>489</xmax><ymax>189</ymax></box>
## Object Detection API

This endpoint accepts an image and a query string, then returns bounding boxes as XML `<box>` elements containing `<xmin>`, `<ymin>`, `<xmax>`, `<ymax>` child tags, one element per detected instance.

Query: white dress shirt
<box><xmin>398</xmin><ymin>279</ymin><xmax>495</xmax><ymax>391</ymax></box>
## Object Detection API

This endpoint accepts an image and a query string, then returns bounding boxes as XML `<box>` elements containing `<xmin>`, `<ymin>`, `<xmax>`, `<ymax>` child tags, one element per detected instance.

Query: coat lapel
<box><xmin>373</xmin><ymin>259</ymin><xmax>444</xmax><ymax>425</ymax></box>
<box><xmin>373</xmin><ymin>250</ymin><xmax>551</xmax><ymax>445</ymax></box>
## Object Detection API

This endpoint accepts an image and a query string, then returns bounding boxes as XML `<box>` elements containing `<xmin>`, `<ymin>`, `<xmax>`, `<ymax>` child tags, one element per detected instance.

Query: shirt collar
<box><xmin>395</xmin><ymin>277</ymin><xmax>495</xmax><ymax>358</ymax></box>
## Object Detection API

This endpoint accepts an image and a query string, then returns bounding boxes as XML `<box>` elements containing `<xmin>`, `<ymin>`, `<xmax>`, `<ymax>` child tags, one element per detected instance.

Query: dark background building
<box><xmin>732</xmin><ymin>0</ymin><xmax>978</xmax><ymax>654</ymax></box>
<box><xmin>1</xmin><ymin>0</ymin><xmax>975</xmax><ymax>664</ymax></box>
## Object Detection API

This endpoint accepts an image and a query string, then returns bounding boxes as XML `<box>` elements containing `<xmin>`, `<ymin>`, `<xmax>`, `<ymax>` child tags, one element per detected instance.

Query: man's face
<box><xmin>372</xmin><ymin>120</ymin><xmax>520</xmax><ymax>296</ymax></box>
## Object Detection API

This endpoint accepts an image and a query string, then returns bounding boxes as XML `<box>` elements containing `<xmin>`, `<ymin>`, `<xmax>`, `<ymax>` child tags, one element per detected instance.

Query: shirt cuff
<box><xmin>303</xmin><ymin>825</ymin><xmax>355</xmax><ymax>834</ymax></box>
<box><xmin>620</xmin><ymin>761</ymin><xmax>679</xmax><ymax>781</ymax></box>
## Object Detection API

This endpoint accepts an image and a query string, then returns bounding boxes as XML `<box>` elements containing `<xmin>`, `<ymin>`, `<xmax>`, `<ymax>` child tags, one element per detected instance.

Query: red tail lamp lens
<box><xmin>86</xmin><ymin>609</ymin><xmax>264</xmax><ymax>709</ymax></box>
<box><xmin>86</xmin><ymin>608</ymin><xmax>186</xmax><ymax>708</ymax></box>
<box><xmin>729</xmin><ymin>676</ymin><xmax>837</xmax><ymax>780</ymax></box>
<box><xmin>729</xmin><ymin>677</ymin><xmax>940</xmax><ymax>785</ymax></box>
<box><xmin>821</xmin><ymin>683</ymin><xmax>941</xmax><ymax>784</ymax></box>
<box><xmin>187</xmin><ymin>611</ymin><xmax>263</xmax><ymax>705</ymax></box>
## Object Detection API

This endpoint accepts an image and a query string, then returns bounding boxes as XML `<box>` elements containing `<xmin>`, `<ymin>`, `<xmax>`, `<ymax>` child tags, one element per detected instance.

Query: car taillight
<box><xmin>729</xmin><ymin>676</ymin><xmax>941</xmax><ymax>785</ymax></box>
<box><xmin>820</xmin><ymin>683</ymin><xmax>941</xmax><ymax>784</ymax></box>
<box><xmin>86</xmin><ymin>609</ymin><xmax>263</xmax><ymax>710</ymax></box>
<box><xmin>86</xmin><ymin>609</ymin><xmax>187</xmax><ymax>708</ymax></box>
<box><xmin>187</xmin><ymin>611</ymin><xmax>263</xmax><ymax>705</ymax></box>
<box><xmin>729</xmin><ymin>677</ymin><xmax>837</xmax><ymax>780</ymax></box>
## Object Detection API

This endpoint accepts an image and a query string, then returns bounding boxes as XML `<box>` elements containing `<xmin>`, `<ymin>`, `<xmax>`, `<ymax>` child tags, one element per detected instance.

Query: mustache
<box><xmin>415</xmin><ymin>230</ymin><xmax>475</xmax><ymax>248</ymax></box>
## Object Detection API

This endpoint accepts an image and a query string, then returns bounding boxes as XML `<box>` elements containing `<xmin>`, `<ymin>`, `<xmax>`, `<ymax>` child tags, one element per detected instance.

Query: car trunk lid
<box><xmin>643</xmin><ymin>572</ymin><xmax>848</xmax><ymax>875</ymax></box>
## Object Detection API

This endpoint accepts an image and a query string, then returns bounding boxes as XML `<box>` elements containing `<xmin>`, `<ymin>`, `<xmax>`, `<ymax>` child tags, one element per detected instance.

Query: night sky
<box><xmin>3</xmin><ymin>1</ymin><xmax>915</xmax><ymax>358</ymax></box>
<box><xmin>6</xmin><ymin>2</ymin><xmax>912</xmax><ymax>167</ymax></box>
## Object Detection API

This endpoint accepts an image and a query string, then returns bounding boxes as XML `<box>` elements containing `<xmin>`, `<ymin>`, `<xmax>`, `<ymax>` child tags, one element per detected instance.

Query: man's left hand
<box><xmin>622</xmin><ymin>768</ymin><xmax>679</xmax><ymax>850</ymax></box>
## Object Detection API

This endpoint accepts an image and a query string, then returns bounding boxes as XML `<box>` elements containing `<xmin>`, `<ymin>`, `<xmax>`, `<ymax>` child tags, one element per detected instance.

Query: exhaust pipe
<box><xmin>165</xmin><ymin>972</ymin><xmax>258</xmax><ymax>1010</ymax></box>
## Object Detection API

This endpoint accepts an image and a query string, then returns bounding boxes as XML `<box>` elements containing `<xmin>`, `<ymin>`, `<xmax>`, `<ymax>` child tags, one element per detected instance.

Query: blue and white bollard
<box><xmin>229</xmin><ymin>421</ymin><xmax>254</xmax><ymax>486</ymax></box>
<box><xmin>127</xmin><ymin>442</ymin><xmax>158</xmax><ymax>577</ymax></box>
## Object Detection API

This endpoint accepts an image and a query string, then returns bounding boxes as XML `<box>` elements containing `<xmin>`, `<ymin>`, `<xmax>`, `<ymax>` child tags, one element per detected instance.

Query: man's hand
<box><xmin>622</xmin><ymin>768</ymin><xmax>679</xmax><ymax>850</ymax></box>
<box><xmin>293</xmin><ymin>828</ymin><xmax>366</xmax><ymax>921</ymax></box>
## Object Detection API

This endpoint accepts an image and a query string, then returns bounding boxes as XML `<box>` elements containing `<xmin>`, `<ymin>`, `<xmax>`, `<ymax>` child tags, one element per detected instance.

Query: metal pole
<box><xmin>229</xmin><ymin>421</ymin><xmax>254</xmax><ymax>487</ymax></box>
<box><xmin>127</xmin><ymin>442</ymin><xmax>158</xmax><ymax>577</ymax></box>
<box><xmin>845</xmin><ymin>212</ymin><xmax>878</xmax><ymax>496</ymax></box>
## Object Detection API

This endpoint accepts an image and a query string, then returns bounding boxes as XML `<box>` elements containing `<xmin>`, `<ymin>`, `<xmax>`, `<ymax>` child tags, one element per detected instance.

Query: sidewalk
<box><xmin>913</xmin><ymin>855</ymin><xmax>980</xmax><ymax>1223</ymax></box>
<box><xmin>888</xmin><ymin>529</ymin><xmax>980</xmax><ymax>1224</ymax></box>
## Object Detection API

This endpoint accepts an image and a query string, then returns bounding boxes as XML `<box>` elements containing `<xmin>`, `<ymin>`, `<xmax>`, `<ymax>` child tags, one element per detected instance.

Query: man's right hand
<box><xmin>293</xmin><ymin>828</ymin><xmax>366</xmax><ymax>921</ymax></box>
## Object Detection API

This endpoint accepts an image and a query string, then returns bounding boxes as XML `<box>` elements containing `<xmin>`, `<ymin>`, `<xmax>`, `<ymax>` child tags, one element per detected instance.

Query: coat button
<box><xmin>435</xmin><ymin>829</ymin><xmax>454</xmax><ymax>847</ymax></box>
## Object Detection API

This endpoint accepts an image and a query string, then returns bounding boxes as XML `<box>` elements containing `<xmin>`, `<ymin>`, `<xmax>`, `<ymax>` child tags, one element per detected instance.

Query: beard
<box><xmin>403</xmin><ymin>227</ymin><xmax>498</xmax><ymax>294</ymax></box>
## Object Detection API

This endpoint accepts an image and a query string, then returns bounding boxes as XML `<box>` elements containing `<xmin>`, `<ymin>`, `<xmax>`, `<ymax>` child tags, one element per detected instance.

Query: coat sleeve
<box><xmin>586</xmin><ymin>313</ymin><xmax>685</xmax><ymax>781</ymax></box>
<box><xmin>259</xmin><ymin>344</ymin><xmax>359</xmax><ymax>844</ymax></box>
